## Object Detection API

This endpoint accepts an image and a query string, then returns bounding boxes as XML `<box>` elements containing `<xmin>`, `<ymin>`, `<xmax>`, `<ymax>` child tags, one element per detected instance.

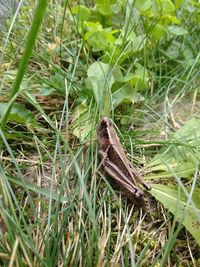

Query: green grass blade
<box><xmin>0</xmin><ymin>0</ymin><xmax>48</xmax><ymax>129</ymax></box>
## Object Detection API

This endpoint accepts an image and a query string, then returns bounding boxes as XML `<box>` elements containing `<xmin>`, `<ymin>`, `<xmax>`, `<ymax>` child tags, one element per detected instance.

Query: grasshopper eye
<box><xmin>135</xmin><ymin>189</ymin><xmax>144</xmax><ymax>198</ymax></box>
<box><xmin>101</xmin><ymin>120</ymin><xmax>107</xmax><ymax>128</ymax></box>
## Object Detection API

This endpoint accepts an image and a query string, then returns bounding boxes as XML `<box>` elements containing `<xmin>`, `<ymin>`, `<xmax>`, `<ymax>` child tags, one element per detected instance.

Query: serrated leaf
<box><xmin>151</xmin><ymin>184</ymin><xmax>200</xmax><ymax>246</ymax></box>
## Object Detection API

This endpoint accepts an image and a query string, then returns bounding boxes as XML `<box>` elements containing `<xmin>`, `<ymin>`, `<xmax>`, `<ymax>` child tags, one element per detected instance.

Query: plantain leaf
<box><xmin>147</xmin><ymin>118</ymin><xmax>200</xmax><ymax>179</ymax></box>
<box><xmin>86</xmin><ymin>61</ymin><xmax>113</xmax><ymax>115</ymax></box>
<box><xmin>151</xmin><ymin>184</ymin><xmax>200</xmax><ymax>246</ymax></box>
<box><xmin>71</xmin><ymin>102</ymin><xmax>94</xmax><ymax>142</ymax></box>
<box><xmin>168</xmin><ymin>25</ymin><xmax>188</xmax><ymax>36</ymax></box>
<box><xmin>72</xmin><ymin>5</ymin><xmax>91</xmax><ymax>23</ymax></box>
<box><xmin>112</xmin><ymin>84</ymin><xmax>144</xmax><ymax>108</ymax></box>
<box><xmin>94</xmin><ymin>0</ymin><xmax>112</xmax><ymax>16</ymax></box>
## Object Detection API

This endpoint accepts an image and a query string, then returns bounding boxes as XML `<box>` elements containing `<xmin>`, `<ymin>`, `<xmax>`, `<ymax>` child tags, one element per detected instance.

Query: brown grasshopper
<box><xmin>97</xmin><ymin>117</ymin><xmax>150</xmax><ymax>201</ymax></box>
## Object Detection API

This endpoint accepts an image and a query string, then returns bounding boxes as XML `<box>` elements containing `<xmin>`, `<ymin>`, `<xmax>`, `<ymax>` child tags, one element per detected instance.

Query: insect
<box><xmin>97</xmin><ymin>117</ymin><xmax>150</xmax><ymax>201</ymax></box>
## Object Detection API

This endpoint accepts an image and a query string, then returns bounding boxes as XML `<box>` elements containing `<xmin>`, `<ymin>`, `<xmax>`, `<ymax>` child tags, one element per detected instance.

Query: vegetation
<box><xmin>0</xmin><ymin>0</ymin><xmax>200</xmax><ymax>266</ymax></box>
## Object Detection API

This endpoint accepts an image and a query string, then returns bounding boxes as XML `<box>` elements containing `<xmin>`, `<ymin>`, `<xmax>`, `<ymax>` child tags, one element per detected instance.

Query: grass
<box><xmin>0</xmin><ymin>0</ymin><xmax>200</xmax><ymax>266</ymax></box>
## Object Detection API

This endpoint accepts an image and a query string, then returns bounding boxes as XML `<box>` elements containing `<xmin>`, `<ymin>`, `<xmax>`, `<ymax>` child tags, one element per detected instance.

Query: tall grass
<box><xmin>0</xmin><ymin>0</ymin><xmax>48</xmax><ymax>129</ymax></box>
<box><xmin>0</xmin><ymin>0</ymin><xmax>199</xmax><ymax>266</ymax></box>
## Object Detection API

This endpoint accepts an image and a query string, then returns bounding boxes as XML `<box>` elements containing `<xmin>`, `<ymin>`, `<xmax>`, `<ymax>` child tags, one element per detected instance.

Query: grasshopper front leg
<box><xmin>93</xmin><ymin>146</ymin><xmax>110</xmax><ymax>176</ymax></box>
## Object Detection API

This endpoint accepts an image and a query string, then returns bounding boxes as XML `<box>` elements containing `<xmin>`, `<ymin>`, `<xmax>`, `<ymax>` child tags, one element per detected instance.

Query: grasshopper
<box><xmin>97</xmin><ymin>117</ymin><xmax>150</xmax><ymax>200</ymax></box>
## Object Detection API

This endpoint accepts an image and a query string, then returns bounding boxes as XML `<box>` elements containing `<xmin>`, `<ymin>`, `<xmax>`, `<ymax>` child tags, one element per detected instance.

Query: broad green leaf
<box><xmin>159</xmin><ymin>0</ymin><xmax>175</xmax><ymax>14</ymax></box>
<box><xmin>94</xmin><ymin>0</ymin><xmax>112</xmax><ymax>15</ymax></box>
<box><xmin>112</xmin><ymin>83</ymin><xmax>144</xmax><ymax>108</ymax></box>
<box><xmin>71</xmin><ymin>103</ymin><xmax>94</xmax><ymax>141</ymax></box>
<box><xmin>71</xmin><ymin>102</ymin><xmax>88</xmax><ymax>122</ymax></box>
<box><xmin>110</xmin><ymin>2</ymin><xmax>122</xmax><ymax>14</ymax></box>
<box><xmin>183</xmin><ymin>48</ymin><xmax>194</xmax><ymax>67</ymax></box>
<box><xmin>132</xmin><ymin>64</ymin><xmax>149</xmax><ymax>91</ymax></box>
<box><xmin>86</xmin><ymin>61</ymin><xmax>114</xmax><ymax>115</ymax></box>
<box><xmin>110</xmin><ymin>64</ymin><xmax>148</xmax><ymax>107</ymax></box>
<box><xmin>136</xmin><ymin>0</ymin><xmax>175</xmax><ymax>16</ymax></box>
<box><xmin>174</xmin><ymin>0</ymin><xmax>184</xmax><ymax>9</ymax></box>
<box><xmin>72</xmin><ymin>116</ymin><xmax>93</xmax><ymax>142</ymax></box>
<box><xmin>119</xmin><ymin>35</ymin><xmax>146</xmax><ymax>62</ymax></box>
<box><xmin>135</xmin><ymin>0</ymin><xmax>153</xmax><ymax>12</ymax></box>
<box><xmin>166</xmin><ymin>44</ymin><xmax>180</xmax><ymax>59</ymax></box>
<box><xmin>124</xmin><ymin>64</ymin><xmax>149</xmax><ymax>91</ymax></box>
<box><xmin>85</xmin><ymin>30</ymin><xmax>109</xmax><ymax>51</ymax></box>
<box><xmin>140</xmin><ymin>0</ymin><xmax>153</xmax><ymax>13</ymax></box>
<box><xmin>127</xmin><ymin>34</ymin><xmax>146</xmax><ymax>53</ymax></box>
<box><xmin>150</xmin><ymin>23</ymin><xmax>166</xmax><ymax>41</ymax></box>
<box><xmin>148</xmin><ymin>118</ymin><xmax>200</xmax><ymax>179</ymax></box>
<box><xmin>168</xmin><ymin>25</ymin><xmax>188</xmax><ymax>35</ymax></box>
<box><xmin>174</xmin><ymin>117</ymin><xmax>200</xmax><ymax>140</ymax></box>
<box><xmin>151</xmin><ymin>184</ymin><xmax>200</xmax><ymax>246</ymax></box>
<box><xmin>84</xmin><ymin>21</ymin><xmax>116</xmax><ymax>51</ymax></box>
<box><xmin>72</xmin><ymin>5</ymin><xmax>91</xmax><ymax>23</ymax></box>
<box><xmin>121</xmin><ymin>29</ymin><xmax>136</xmax><ymax>42</ymax></box>
<box><xmin>0</xmin><ymin>103</ymin><xmax>36</xmax><ymax>125</ymax></box>
<box><xmin>162</xmin><ymin>14</ymin><xmax>180</xmax><ymax>24</ymax></box>
<box><xmin>85</xmin><ymin>30</ymin><xmax>115</xmax><ymax>51</ymax></box>
<box><xmin>84</xmin><ymin>21</ymin><xmax>103</xmax><ymax>32</ymax></box>
<box><xmin>42</xmin><ymin>73</ymin><xmax>65</xmax><ymax>94</ymax></box>
<box><xmin>111</xmin><ymin>65</ymin><xmax>124</xmax><ymax>82</ymax></box>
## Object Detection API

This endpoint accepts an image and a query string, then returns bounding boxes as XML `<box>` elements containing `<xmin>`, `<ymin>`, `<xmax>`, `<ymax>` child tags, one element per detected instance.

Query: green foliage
<box><xmin>147</xmin><ymin>118</ymin><xmax>200</xmax><ymax>245</ymax></box>
<box><xmin>71</xmin><ymin>102</ymin><xmax>94</xmax><ymax>141</ymax></box>
<box><xmin>72</xmin><ymin>60</ymin><xmax>150</xmax><ymax>139</ymax></box>
<box><xmin>148</xmin><ymin>118</ymin><xmax>200</xmax><ymax>179</ymax></box>
<box><xmin>72</xmin><ymin>5</ymin><xmax>91</xmax><ymax>23</ymax></box>
<box><xmin>86</xmin><ymin>61</ymin><xmax>113</xmax><ymax>112</ymax></box>
<box><xmin>0</xmin><ymin>0</ymin><xmax>48</xmax><ymax>129</ymax></box>
<box><xmin>70</xmin><ymin>0</ymin><xmax>199</xmax><ymax>133</ymax></box>
<box><xmin>0</xmin><ymin>102</ymin><xmax>36</xmax><ymax>125</ymax></box>
<box><xmin>84</xmin><ymin>22</ymin><xmax>117</xmax><ymax>51</ymax></box>
<box><xmin>151</xmin><ymin>184</ymin><xmax>200</xmax><ymax>246</ymax></box>
<box><xmin>0</xmin><ymin>0</ymin><xmax>200</xmax><ymax>265</ymax></box>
